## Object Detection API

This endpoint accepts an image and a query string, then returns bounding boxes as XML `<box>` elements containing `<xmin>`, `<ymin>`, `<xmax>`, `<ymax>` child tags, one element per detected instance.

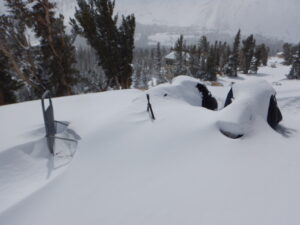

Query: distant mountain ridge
<box><xmin>1</xmin><ymin>0</ymin><xmax>299</xmax><ymax>43</ymax></box>
<box><xmin>118</xmin><ymin>0</ymin><xmax>300</xmax><ymax>43</ymax></box>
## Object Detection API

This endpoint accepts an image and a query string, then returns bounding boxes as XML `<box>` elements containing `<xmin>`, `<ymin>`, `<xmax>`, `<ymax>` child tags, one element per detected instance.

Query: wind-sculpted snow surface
<box><xmin>0</xmin><ymin>58</ymin><xmax>300</xmax><ymax>225</ymax></box>
<box><xmin>218</xmin><ymin>79</ymin><xmax>280</xmax><ymax>138</ymax></box>
<box><xmin>144</xmin><ymin>76</ymin><xmax>203</xmax><ymax>107</ymax></box>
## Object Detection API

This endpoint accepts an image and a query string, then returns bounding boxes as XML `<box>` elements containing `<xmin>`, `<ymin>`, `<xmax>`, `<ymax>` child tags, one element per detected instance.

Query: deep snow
<box><xmin>0</xmin><ymin>57</ymin><xmax>300</xmax><ymax>225</ymax></box>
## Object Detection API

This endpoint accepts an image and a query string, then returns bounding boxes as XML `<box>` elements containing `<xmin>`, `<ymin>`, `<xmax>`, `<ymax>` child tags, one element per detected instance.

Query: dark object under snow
<box><xmin>224</xmin><ymin>87</ymin><xmax>283</xmax><ymax>129</ymax></box>
<box><xmin>267</xmin><ymin>95</ymin><xmax>283</xmax><ymax>129</ymax></box>
<box><xmin>41</xmin><ymin>90</ymin><xmax>77</xmax><ymax>155</ymax></box>
<box><xmin>146</xmin><ymin>94</ymin><xmax>155</xmax><ymax>120</ymax></box>
<box><xmin>196</xmin><ymin>83</ymin><xmax>218</xmax><ymax>110</ymax></box>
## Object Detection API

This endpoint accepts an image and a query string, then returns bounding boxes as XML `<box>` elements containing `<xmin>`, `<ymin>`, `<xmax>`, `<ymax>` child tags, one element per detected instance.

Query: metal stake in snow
<box><xmin>146</xmin><ymin>94</ymin><xmax>155</xmax><ymax>120</ymax></box>
<box><xmin>41</xmin><ymin>90</ymin><xmax>77</xmax><ymax>155</ymax></box>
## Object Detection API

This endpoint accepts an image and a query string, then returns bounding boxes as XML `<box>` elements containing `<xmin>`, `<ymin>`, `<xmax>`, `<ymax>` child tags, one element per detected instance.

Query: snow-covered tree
<box><xmin>0</xmin><ymin>53</ymin><xmax>22</xmax><ymax>105</ymax></box>
<box><xmin>225</xmin><ymin>29</ymin><xmax>240</xmax><ymax>77</ymax></box>
<box><xmin>283</xmin><ymin>43</ymin><xmax>293</xmax><ymax>65</ymax></box>
<box><xmin>174</xmin><ymin>35</ymin><xmax>187</xmax><ymax>76</ymax></box>
<box><xmin>249</xmin><ymin>56</ymin><xmax>258</xmax><ymax>74</ymax></box>
<box><xmin>287</xmin><ymin>44</ymin><xmax>300</xmax><ymax>79</ymax></box>
<box><xmin>188</xmin><ymin>45</ymin><xmax>200</xmax><ymax>77</ymax></box>
<box><xmin>72</xmin><ymin>0</ymin><xmax>136</xmax><ymax>89</ymax></box>
<box><xmin>154</xmin><ymin>42</ymin><xmax>165</xmax><ymax>84</ymax></box>
<box><xmin>31</xmin><ymin>0</ymin><xmax>78</xmax><ymax>96</ymax></box>
<box><xmin>240</xmin><ymin>34</ymin><xmax>256</xmax><ymax>74</ymax></box>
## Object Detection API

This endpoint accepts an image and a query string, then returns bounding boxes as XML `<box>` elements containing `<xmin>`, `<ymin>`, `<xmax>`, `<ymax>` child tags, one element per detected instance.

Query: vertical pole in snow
<box><xmin>147</xmin><ymin>94</ymin><xmax>155</xmax><ymax>120</ymax></box>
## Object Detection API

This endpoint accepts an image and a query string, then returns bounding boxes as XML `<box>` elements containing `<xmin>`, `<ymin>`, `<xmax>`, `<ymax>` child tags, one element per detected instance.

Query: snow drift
<box><xmin>0</xmin><ymin>59</ymin><xmax>300</xmax><ymax>225</ymax></box>
<box><xmin>218</xmin><ymin>79</ymin><xmax>283</xmax><ymax>138</ymax></box>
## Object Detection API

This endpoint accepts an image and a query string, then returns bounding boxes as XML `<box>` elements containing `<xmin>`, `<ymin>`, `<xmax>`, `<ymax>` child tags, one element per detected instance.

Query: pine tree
<box><xmin>240</xmin><ymin>34</ymin><xmax>256</xmax><ymax>74</ymax></box>
<box><xmin>0</xmin><ymin>53</ymin><xmax>22</xmax><ymax>105</ymax></box>
<box><xmin>119</xmin><ymin>14</ymin><xmax>135</xmax><ymax>88</ymax></box>
<box><xmin>283</xmin><ymin>43</ymin><xmax>293</xmax><ymax>65</ymax></box>
<box><xmin>0</xmin><ymin>2</ymin><xmax>44</xmax><ymax>99</ymax></box>
<box><xmin>31</xmin><ymin>0</ymin><xmax>78</xmax><ymax>96</ymax></box>
<box><xmin>225</xmin><ymin>29</ymin><xmax>240</xmax><ymax>77</ymax></box>
<box><xmin>258</xmin><ymin>44</ymin><xmax>269</xmax><ymax>66</ymax></box>
<box><xmin>198</xmin><ymin>36</ymin><xmax>210</xmax><ymax>78</ymax></box>
<box><xmin>154</xmin><ymin>42</ymin><xmax>165</xmax><ymax>84</ymax></box>
<box><xmin>72</xmin><ymin>0</ymin><xmax>136</xmax><ymax>89</ymax></box>
<box><xmin>198</xmin><ymin>36</ymin><xmax>210</xmax><ymax>56</ymax></box>
<box><xmin>249</xmin><ymin>56</ymin><xmax>258</xmax><ymax>74</ymax></box>
<box><xmin>219</xmin><ymin>42</ymin><xmax>230</xmax><ymax>73</ymax></box>
<box><xmin>174</xmin><ymin>35</ymin><xmax>187</xmax><ymax>76</ymax></box>
<box><xmin>205</xmin><ymin>46</ymin><xmax>217</xmax><ymax>81</ymax></box>
<box><xmin>188</xmin><ymin>45</ymin><xmax>200</xmax><ymax>77</ymax></box>
<box><xmin>132</xmin><ymin>61</ymin><xmax>142</xmax><ymax>88</ymax></box>
<box><xmin>288</xmin><ymin>44</ymin><xmax>300</xmax><ymax>80</ymax></box>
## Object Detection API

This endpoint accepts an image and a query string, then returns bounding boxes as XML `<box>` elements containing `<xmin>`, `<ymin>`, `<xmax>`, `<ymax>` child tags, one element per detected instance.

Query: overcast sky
<box><xmin>1</xmin><ymin>0</ymin><xmax>299</xmax><ymax>42</ymax></box>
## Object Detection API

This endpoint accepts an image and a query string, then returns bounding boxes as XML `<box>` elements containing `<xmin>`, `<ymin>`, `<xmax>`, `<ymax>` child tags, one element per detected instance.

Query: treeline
<box><xmin>283</xmin><ymin>43</ymin><xmax>300</xmax><ymax>79</ymax></box>
<box><xmin>132</xmin><ymin>30</ymin><xmax>270</xmax><ymax>88</ymax></box>
<box><xmin>0</xmin><ymin>0</ymin><xmax>135</xmax><ymax>106</ymax></box>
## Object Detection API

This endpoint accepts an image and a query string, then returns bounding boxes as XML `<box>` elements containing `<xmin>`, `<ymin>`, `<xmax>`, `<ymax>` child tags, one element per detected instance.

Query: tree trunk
<box><xmin>0</xmin><ymin>90</ymin><xmax>5</xmax><ymax>106</ymax></box>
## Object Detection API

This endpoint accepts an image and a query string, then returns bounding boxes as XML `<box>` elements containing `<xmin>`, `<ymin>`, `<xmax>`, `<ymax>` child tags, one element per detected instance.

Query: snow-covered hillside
<box><xmin>1</xmin><ymin>58</ymin><xmax>300</xmax><ymax>225</ymax></box>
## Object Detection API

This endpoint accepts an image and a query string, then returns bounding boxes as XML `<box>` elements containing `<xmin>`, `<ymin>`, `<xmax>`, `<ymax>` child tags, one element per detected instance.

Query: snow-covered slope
<box><xmin>1</xmin><ymin>58</ymin><xmax>300</xmax><ymax>225</ymax></box>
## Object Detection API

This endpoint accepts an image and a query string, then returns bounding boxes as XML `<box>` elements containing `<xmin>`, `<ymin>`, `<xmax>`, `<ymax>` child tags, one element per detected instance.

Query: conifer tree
<box><xmin>0</xmin><ymin>53</ymin><xmax>22</xmax><ymax>105</ymax></box>
<box><xmin>72</xmin><ymin>0</ymin><xmax>136</xmax><ymax>89</ymax></box>
<box><xmin>174</xmin><ymin>34</ymin><xmax>187</xmax><ymax>76</ymax></box>
<box><xmin>198</xmin><ymin>36</ymin><xmax>210</xmax><ymax>56</ymax></box>
<box><xmin>31</xmin><ymin>0</ymin><xmax>78</xmax><ymax>96</ymax></box>
<box><xmin>0</xmin><ymin>2</ymin><xmax>43</xmax><ymax>98</ymax></box>
<box><xmin>240</xmin><ymin>34</ymin><xmax>256</xmax><ymax>74</ymax></box>
<box><xmin>258</xmin><ymin>44</ymin><xmax>269</xmax><ymax>66</ymax></box>
<box><xmin>249</xmin><ymin>56</ymin><xmax>258</xmax><ymax>74</ymax></box>
<box><xmin>218</xmin><ymin>42</ymin><xmax>230</xmax><ymax>72</ymax></box>
<box><xmin>154</xmin><ymin>42</ymin><xmax>165</xmax><ymax>84</ymax></box>
<box><xmin>205</xmin><ymin>46</ymin><xmax>217</xmax><ymax>81</ymax></box>
<box><xmin>198</xmin><ymin>36</ymin><xmax>210</xmax><ymax>78</ymax></box>
<box><xmin>288</xmin><ymin>44</ymin><xmax>300</xmax><ymax>79</ymax></box>
<box><xmin>188</xmin><ymin>45</ymin><xmax>200</xmax><ymax>77</ymax></box>
<box><xmin>225</xmin><ymin>29</ymin><xmax>240</xmax><ymax>77</ymax></box>
<box><xmin>283</xmin><ymin>43</ymin><xmax>293</xmax><ymax>65</ymax></box>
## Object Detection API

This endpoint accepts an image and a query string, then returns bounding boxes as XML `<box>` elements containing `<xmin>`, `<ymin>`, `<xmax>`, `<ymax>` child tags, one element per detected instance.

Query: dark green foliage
<box><xmin>174</xmin><ymin>34</ymin><xmax>187</xmax><ymax>76</ymax></box>
<box><xmin>0</xmin><ymin>53</ymin><xmax>22</xmax><ymax>105</ymax></box>
<box><xmin>188</xmin><ymin>45</ymin><xmax>200</xmax><ymax>77</ymax></box>
<box><xmin>225</xmin><ymin>29</ymin><xmax>240</xmax><ymax>77</ymax></box>
<box><xmin>0</xmin><ymin>3</ymin><xmax>43</xmax><ymax>100</ymax></box>
<box><xmin>0</xmin><ymin>0</ymin><xmax>78</xmax><ymax>104</ymax></box>
<box><xmin>31</xmin><ymin>0</ymin><xmax>78</xmax><ymax>96</ymax></box>
<box><xmin>72</xmin><ymin>0</ymin><xmax>136</xmax><ymax>89</ymax></box>
<box><xmin>198</xmin><ymin>36</ymin><xmax>210</xmax><ymax>78</ymax></box>
<box><xmin>240</xmin><ymin>34</ymin><xmax>256</xmax><ymax>74</ymax></box>
<box><xmin>287</xmin><ymin>44</ymin><xmax>300</xmax><ymax>80</ymax></box>
<box><xmin>249</xmin><ymin>46</ymin><xmax>264</xmax><ymax>74</ymax></box>
<box><xmin>198</xmin><ymin>36</ymin><xmax>210</xmax><ymax>57</ymax></box>
<box><xmin>154</xmin><ymin>42</ymin><xmax>165</xmax><ymax>84</ymax></box>
<box><xmin>205</xmin><ymin>46</ymin><xmax>217</xmax><ymax>81</ymax></box>
<box><xmin>258</xmin><ymin>44</ymin><xmax>269</xmax><ymax>66</ymax></box>
<box><xmin>283</xmin><ymin>43</ymin><xmax>293</xmax><ymax>65</ymax></box>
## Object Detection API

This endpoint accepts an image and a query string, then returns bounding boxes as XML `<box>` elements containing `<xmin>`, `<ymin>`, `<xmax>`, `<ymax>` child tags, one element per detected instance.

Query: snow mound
<box><xmin>144</xmin><ymin>76</ymin><xmax>203</xmax><ymax>107</ymax></box>
<box><xmin>218</xmin><ymin>79</ymin><xmax>277</xmax><ymax>138</ymax></box>
<box><xmin>230</xmin><ymin>79</ymin><xmax>276</xmax><ymax>119</ymax></box>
